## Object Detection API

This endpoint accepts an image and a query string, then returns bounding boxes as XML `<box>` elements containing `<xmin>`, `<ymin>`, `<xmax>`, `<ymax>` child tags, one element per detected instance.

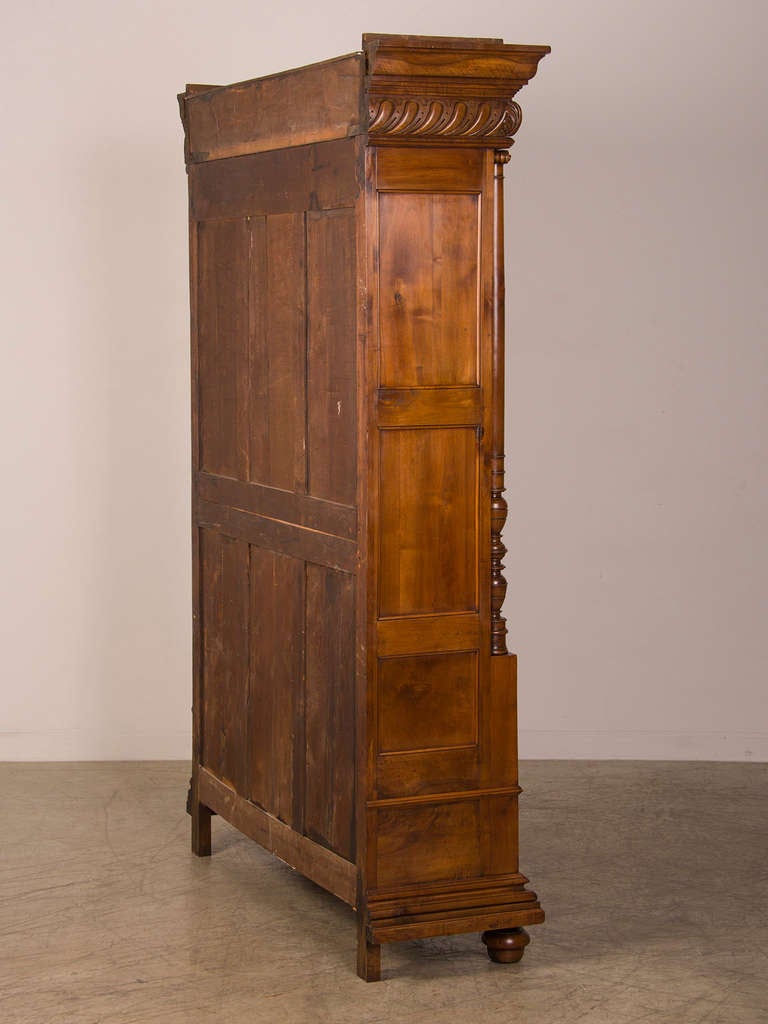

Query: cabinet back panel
<box><xmin>192</xmin><ymin>139</ymin><xmax>361</xmax><ymax>864</ymax></box>
<box><xmin>194</xmin><ymin>139</ymin><xmax>358</xmax><ymax>504</ymax></box>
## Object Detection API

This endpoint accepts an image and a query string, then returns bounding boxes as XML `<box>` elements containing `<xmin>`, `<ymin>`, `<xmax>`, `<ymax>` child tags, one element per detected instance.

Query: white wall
<box><xmin>1</xmin><ymin>1</ymin><xmax>765</xmax><ymax>760</ymax></box>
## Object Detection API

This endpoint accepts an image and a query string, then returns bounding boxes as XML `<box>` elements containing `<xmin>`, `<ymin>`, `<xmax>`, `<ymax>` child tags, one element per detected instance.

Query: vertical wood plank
<box><xmin>248</xmin><ymin>212</ymin><xmax>306</xmax><ymax>490</ymax></box>
<box><xmin>248</xmin><ymin>547</ymin><xmax>305</xmax><ymax>826</ymax></box>
<box><xmin>307</xmin><ymin>209</ymin><xmax>357</xmax><ymax>506</ymax></box>
<box><xmin>200</xmin><ymin>529</ymin><xmax>249</xmax><ymax>792</ymax></box>
<box><xmin>247</xmin><ymin>216</ymin><xmax>268</xmax><ymax>483</ymax></box>
<box><xmin>305</xmin><ymin>566</ymin><xmax>356</xmax><ymax>860</ymax></box>
<box><xmin>197</xmin><ymin>218</ymin><xmax>250</xmax><ymax>478</ymax></box>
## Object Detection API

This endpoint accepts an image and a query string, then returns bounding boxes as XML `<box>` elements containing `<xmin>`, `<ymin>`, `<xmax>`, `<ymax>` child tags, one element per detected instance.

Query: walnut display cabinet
<box><xmin>179</xmin><ymin>33</ymin><xmax>549</xmax><ymax>981</ymax></box>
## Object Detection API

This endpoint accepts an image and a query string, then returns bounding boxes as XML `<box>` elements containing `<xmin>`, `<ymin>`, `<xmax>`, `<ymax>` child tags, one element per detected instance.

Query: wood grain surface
<box><xmin>180</xmin><ymin>32</ymin><xmax>550</xmax><ymax>982</ymax></box>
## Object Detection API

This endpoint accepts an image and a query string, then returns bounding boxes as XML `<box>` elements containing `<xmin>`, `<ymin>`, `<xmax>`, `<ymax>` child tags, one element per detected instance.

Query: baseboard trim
<box><xmin>0</xmin><ymin>729</ymin><xmax>191</xmax><ymax>761</ymax></box>
<box><xmin>0</xmin><ymin>729</ymin><xmax>765</xmax><ymax>762</ymax></box>
<box><xmin>518</xmin><ymin>730</ymin><xmax>768</xmax><ymax>761</ymax></box>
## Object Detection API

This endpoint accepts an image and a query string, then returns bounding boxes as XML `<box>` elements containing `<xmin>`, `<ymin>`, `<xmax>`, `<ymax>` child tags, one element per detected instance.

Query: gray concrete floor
<box><xmin>1</xmin><ymin>762</ymin><xmax>765</xmax><ymax>1023</ymax></box>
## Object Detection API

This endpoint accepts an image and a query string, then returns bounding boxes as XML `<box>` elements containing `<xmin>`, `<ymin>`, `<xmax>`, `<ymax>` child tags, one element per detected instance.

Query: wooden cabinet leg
<box><xmin>191</xmin><ymin>800</ymin><xmax>212</xmax><ymax>857</ymax></box>
<box><xmin>481</xmin><ymin>927</ymin><xmax>531</xmax><ymax>964</ymax></box>
<box><xmin>188</xmin><ymin>779</ymin><xmax>212</xmax><ymax>857</ymax></box>
<box><xmin>357</xmin><ymin>923</ymin><xmax>381</xmax><ymax>982</ymax></box>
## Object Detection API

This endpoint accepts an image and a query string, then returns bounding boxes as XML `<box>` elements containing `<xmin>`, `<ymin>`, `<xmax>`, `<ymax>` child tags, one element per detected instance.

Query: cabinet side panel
<box><xmin>307</xmin><ymin>209</ymin><xmax>357</xmax><ymax>505</ymax></box>
<box><xmin>200</xmin><ymin>528</ymin><xmax>249</xmax><ymax>792</ymax></box>
<box><xmin>191</xmin><ymin>138</ymin><xmax>362</xmax><ymax>885</ymax></box>
<box><xmin>305</xmin><ymin>566</ymin><xmax>356</xmax><ymax>860</ymax></box>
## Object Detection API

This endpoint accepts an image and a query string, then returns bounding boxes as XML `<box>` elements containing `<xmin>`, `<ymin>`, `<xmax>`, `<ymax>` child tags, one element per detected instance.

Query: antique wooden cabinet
<box><xmin>179</xmin><ymin>33</ymin><xmax>549</xmax><ymax>981</ymax></box>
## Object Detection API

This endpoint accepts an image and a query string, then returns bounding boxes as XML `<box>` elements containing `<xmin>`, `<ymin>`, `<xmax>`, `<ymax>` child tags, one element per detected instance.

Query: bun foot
<box><xmin>482</xmin><ymin>927</ymin><xmax>531</xmax><ymax>964</ymax></box>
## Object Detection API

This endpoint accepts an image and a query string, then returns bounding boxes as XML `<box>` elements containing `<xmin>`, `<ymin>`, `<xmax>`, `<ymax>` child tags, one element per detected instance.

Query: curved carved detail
<box><xmin>490</xmin><ymin>456</ymin><xmax>509</xmax><ymax>656</ymax></box>
<box><xmin>490</xmin><ymin>149</ymin><xmax>510</xmax><ymax>656</ymax></box>
<box><xmin>369</xmin><ymin>97</ymin><xmax>522</xmax><ymax>141</ymax></box>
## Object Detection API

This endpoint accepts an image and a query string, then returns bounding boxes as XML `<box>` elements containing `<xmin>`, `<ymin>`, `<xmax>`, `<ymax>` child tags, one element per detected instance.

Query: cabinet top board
<box><xmin>179</xmin><ymin>33</ymin><xmax>550</xmax><ymax>164</ymax></box>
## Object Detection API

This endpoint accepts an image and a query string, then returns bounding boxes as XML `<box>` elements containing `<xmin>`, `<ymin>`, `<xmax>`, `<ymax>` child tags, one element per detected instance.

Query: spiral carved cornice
<box><xmin>368</xmin><ymin>96</ymin><xmax>522</xmax><ymax>143</ymax></box>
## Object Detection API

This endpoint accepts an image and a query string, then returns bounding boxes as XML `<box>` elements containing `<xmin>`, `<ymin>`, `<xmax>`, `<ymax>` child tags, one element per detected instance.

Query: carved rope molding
<box><xmin>368</xmin><ymin>97</ymin><xmax>522</xmax><ymax>141</ymax></box>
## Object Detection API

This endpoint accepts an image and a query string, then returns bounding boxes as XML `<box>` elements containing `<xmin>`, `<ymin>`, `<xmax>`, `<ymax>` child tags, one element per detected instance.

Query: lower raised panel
<box><xmin>378</xmin><ymin>651</ymin><xmax>478</xmax><ymax>754</ymax></box>
<box><xmin>372</xmin><ymin>794</ymin><xmax>519</xmax><ymax>890</ymax></box>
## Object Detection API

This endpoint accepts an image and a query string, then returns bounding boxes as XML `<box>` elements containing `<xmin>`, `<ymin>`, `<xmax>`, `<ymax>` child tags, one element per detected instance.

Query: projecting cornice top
<box><xmin>178</xmin><ymin>35</ymin><xmax>549</xmax><ymax>164</ymax></box>
<box><xmin>363</xmin><ymin>33</ymin><xmax>549</xmax><ymax>148</ymax></box>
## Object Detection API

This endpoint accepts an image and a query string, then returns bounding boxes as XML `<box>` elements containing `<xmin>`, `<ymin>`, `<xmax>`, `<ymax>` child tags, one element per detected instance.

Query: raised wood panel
<box><xmin>376</xmin><ymin>799</ymin><xmax>482</xmax><ymax>887</ymax></box>
<box><xmin>248</xmin><ymin>547</ymin><xmax>305</xmax><ymax>827</ymax></box>
<box><xmin>378</xmin><ymin>192</ymin><xmax>479</xmax><ymax>387</ymax></box>
<box><xmin>373</xmin><ymin>794</ymin><xmax>519</xmax><ymax>889</ymax></box>
<box><xmin>200</xmin><ymin>529</ymin><xmax>249</xmax><ymax>791</ymax></box>
<box><xmin>198</xmin><ymin>219</ymin><xmax>250</xmax><ymax>479</ymax></box>
<box><xmin>379</xmin><ymin>427</ymin><xmax>477</xmax><ymax>616</ymax></box>
<box><xmin>195</xmin><ymin>499</ymin><xmax>356</xmax><ymax>573</ymax></box>
<box><xmin>199</xmin><ymin>767</ymin><xmax>356</xmax><ymax>906</ymax></box>
<box><xmin>305</xmin><ymin>566</ymin><xmax>356</xmax><ymax>860</ymax></box>
<box><xmin>307</xmin><ymin>209</ymin><xmax>357</xmax><ymax>505</ymax></box>
<box><xmin>379</xmin><ymin>652</ymin><xmax>478</xmax><ymax>753</ymax></box>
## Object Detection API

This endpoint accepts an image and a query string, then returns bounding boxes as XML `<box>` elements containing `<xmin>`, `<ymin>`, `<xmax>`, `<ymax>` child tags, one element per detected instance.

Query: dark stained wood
<box><xmin>195</xmin><ymin>499</ymin><xmax>357</xmax><ymax>573</ymax></box>
<box><xmin>305</xmin><ymin>566</ymin><xmax>356</xmax><ymax>859</ymax></box>
<box><xmin>182</xmin><ymin>54</ymin><xmax>364</xmax><ymax>162</ymax></box>
<box><xmin>481</xmin><ymin>926</ymin><xmax>531</xmax><ymax>963</ymax></box>
<box><xmin>307</xmin><ymin>209</ymin><xmax>357</xmax><ymax>505</ymax></box>
<box><xmin>189</xmin><ymin>139</ymin><xmax>359</xmax><ymax>221</ymax></box>
<box><xmin>490</xmin><ymin>150</ymin><xmax>511</xmax><ymax>655</ymax></box>
<box><xmin>196</xmin><ymin>472</ymin><xmax>356</xmax><ymax>540</ymax></box>
<box><xmin>190</xmin><ymin>800</ymin><xmax>212</xmax><ymax>857</ymax></box>
<box><xmin>181</xmin><ymin>32</ymin><xmax>548</xmax><ymax>982</ymax></box>
<box><xmin>199</xmin><ymin>529</ymin><xmax>249</xmax><ymax>792</ymax></box>
<box><xmin>247</xmin><ymin>547</ymin><xmax>304</xmax><ymax>826</ymax></box>
<box><xmin>198</xmin><ymin>767</ymin><xmax>356</xmax><ymax>905</ymax></box>
<box><xmin>255</xmin><ymin>212</ymin><xmax>306</xmax><ymax>491</ymax></box>
<box><xmin>197</xmin><ymin>219</ymin><xmax>250</xmax><ymax>479</ymax></box>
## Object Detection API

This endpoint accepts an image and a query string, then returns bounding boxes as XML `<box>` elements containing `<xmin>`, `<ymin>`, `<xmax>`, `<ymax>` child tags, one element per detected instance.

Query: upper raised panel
<box><xmin>378</xmin><ymin>192</ymin><xmax>479</xmax><ymax>387</ymax></box>
<box><xmin>379</xmin><ymin>427</ymin><xmax>477</xmax><ymax>616</ymax></box>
